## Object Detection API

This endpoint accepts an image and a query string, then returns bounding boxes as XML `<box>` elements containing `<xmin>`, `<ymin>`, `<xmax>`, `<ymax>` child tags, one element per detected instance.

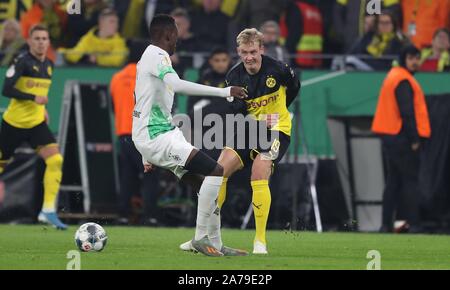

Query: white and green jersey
<box><xmin>132</xmin><ymin>45</ymin><xmax>177</xmax><ymax>142</ymax></box>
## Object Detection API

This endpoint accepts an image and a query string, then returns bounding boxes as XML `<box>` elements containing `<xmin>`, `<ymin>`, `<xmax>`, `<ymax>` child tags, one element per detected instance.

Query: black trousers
<box><xmin>381</xmin><ymin>133</ymin><xmax>421</xmax><ymax>230</ymax></box>
<box><xmin>118</xmin><ymin>135</ymin><xmax>159</xmax><ymax>219</ymax></box>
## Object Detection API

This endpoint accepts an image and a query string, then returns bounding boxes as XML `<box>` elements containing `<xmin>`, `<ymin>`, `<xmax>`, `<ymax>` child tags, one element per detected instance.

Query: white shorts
<box><xmin>133</xmin><ymin>127</ymin><xmax>194</xmax><ymax>179</ymax></box>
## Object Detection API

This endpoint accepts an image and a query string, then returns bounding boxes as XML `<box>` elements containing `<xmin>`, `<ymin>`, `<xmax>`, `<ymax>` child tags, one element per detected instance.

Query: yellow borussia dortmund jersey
<box><xmin>225</xmin><ymin>55</ymin><xmax>300</xmax><ymax>136</ymax></box>
<box><xmin>2</xmin><ymin>52</ymin><xmax>53</xmax><ymax>129</ymax></box>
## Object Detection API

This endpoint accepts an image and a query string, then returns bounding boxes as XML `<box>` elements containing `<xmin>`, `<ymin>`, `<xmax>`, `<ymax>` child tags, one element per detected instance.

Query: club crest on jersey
<box><xmin>47</xmin><ymin>66</ymin><xmax>52</xmax><ymax>76</ymax></box>
<box><xmin>6</xmin><ymin>65</ymin><xmax>15</xmax><ymax>77</ymax></box>
<box><xmin>162</xmin><ymin>56</ymin><xmax>170</xmax><ymax>66</ymax></box>
<box><xmin>266</xmin><ymin>77</ymin><xmax>276</xmax><ymax>88</ymax></box>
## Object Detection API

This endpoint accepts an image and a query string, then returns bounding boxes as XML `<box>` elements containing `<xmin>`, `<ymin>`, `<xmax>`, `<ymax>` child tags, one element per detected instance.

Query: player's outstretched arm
<box><xmin>163</xmin><ymin>73</ymin><xmax>247</xmax><ymax>99</ymax></box>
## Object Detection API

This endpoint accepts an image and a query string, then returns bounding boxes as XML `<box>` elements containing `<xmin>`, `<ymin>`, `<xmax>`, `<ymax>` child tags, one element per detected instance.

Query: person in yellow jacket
<box><xmin>61</xmin><ymin>8</ymin><xmax>128</xmax><ymax>67</ymax></box>
<box><xmin>372</xmin><ymin>45</ymin><xmax>431</xmax><ymax>233</ymax></box>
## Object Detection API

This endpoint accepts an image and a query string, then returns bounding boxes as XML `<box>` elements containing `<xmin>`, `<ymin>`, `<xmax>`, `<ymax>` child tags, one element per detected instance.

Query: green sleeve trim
<box><xmin>157</xmin><ymin>65</ymin><xmax>176</xmax><ymax>80</ymax></box>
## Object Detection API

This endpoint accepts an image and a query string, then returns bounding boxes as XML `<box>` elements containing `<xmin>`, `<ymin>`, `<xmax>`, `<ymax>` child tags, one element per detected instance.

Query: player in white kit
<box><xmin>132</xmin><ymin>14</ymin><xmax>248</xmax><ymax>257</ymax></box>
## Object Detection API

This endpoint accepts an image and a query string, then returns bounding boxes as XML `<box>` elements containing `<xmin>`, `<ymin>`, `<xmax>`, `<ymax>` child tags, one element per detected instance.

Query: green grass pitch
<box><xmin>0</xmin><ymin>225</ymin><xmax>449</xmax><ymax>270</ymax></box>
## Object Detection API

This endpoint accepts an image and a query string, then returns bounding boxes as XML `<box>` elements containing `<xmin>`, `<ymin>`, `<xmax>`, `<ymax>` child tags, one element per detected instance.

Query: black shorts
<box><xmin>225</xmin><ymin>126</ymin><xmax>290</xmax><ymax>169</ymax></box>
<box><xmin>0</xmin><ymin>120</ymin><xmax>56</xmax><ymax>161</ymax></box>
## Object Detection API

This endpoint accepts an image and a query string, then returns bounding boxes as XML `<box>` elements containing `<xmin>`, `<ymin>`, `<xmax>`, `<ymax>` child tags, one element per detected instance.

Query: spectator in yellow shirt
<box><xmin>61</xmin><ymin>8</ymin><xmax>128</xmax><ymax>67</ymax></box>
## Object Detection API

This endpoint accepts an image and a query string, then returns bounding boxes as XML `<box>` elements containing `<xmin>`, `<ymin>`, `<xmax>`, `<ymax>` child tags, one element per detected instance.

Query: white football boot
<box><xmin>253</xmin><ymin>240</ymin><xmax>268</xmax><ymax>254</ymax></box>
<box><xmin>180</xmin><ymin>240</ymin><xmax>197</xmax><ymax>252</ymax></box>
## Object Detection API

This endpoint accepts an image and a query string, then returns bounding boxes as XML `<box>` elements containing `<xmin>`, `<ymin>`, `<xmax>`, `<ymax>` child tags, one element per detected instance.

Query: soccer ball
<box><xmin>75</xmin><ymin>223</ymin><xmax>108</xmax><ymax>252</ymax></box>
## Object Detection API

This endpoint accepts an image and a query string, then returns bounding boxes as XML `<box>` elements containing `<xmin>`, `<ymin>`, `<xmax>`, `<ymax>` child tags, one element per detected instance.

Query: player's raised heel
<box><xmin>253</xmin><ymin>240</ymin><xmax>268</xmax><ymax>254</ymax></box>
<box><xmin>38</xmin><ymin>211</ymin><xmax>68</xmax><ymax>230</ymax></box>
<box><xmin>191</xmin><ymin>236</ymin><xmax>223</xmax><ymax>257</ymax></box>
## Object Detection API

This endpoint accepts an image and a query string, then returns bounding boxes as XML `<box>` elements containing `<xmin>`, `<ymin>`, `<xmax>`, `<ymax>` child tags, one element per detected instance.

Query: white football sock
<box><xmin>195</xmin><ymin>176</ymin><xmax>223</xmax><ymax>241</ymax></box>
<box><xmin>208</xmin><ymin>207</ymin><xmax>222</xmax><ymax>250</ymax></box>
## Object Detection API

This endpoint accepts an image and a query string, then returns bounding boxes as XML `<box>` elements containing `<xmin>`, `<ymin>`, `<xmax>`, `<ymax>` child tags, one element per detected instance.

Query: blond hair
<box><xmin>236</xmin><ymin>28</ymin><xmax>264</xmax><ymax>47</ymax></box>
<box><xmin>0</xmin><ymin>19</ymin><xmax>22</xmax><ymax>47</ymax></box>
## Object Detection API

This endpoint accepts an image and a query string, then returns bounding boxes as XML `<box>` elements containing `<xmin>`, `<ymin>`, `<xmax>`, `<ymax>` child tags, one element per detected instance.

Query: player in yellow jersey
<box><xmin>0</xmin><ymin>25</ymin><xmax>66</xmax><ymax>230</ymax></box>
<box><xmin>181</xmin><ymin>28</ymin><xmax>300</xmax><ymax>254</ymax></box>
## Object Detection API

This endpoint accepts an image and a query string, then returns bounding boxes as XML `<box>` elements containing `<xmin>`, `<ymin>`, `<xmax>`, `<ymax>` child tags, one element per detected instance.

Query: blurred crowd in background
<box><xmin>0</xmin><ymin>0</ymin><xmax>448</xmax><ymax>74</ymax></box>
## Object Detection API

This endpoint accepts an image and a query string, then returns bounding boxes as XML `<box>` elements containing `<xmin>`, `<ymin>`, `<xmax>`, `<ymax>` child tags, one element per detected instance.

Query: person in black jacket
<box><xmin>348</xmin><ymin>11</ymin><xmax>405</xmax><ymax>71</ymax></box>
<box><xmin>187</xmin><ymin>47</ymin><xmax>233</xmax><ymax>160</ymax></box>
<box><xmin>190</xmin><ymin>0</ymin><xmax>230</xmax><ymax>51</ymax></box>
<box><xmin>170</xmin><ymin>7</ymin><xmax>200</xmax><ymax>77</ymax></box>
<box><xmin>374</xmin><ymin>45</ymin><xmax>431</xmax><ymax>233</ymax></box>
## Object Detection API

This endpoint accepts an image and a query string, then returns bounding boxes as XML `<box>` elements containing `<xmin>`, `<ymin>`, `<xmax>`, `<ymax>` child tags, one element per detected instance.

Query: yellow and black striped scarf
<box><xmin>367</xmin><ymin>32</ymin><xmax>395</xmax><ymax>57</ymax></box>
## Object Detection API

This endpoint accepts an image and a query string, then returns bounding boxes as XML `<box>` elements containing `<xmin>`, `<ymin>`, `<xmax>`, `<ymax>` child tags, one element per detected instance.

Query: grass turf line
<box><xmin>0</xmin><ymin>225</ymin><xmax>449</xmax><ymax>269</ymax></box>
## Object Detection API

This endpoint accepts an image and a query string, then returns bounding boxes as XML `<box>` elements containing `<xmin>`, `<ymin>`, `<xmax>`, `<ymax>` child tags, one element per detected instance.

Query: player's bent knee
<box><xmin>184</xmin><ymin>150</ymin><xmax>218</xmax><ymax>176</ymax></box>
<box><xmin>218</xmin><ymin>149</ymin><xmax>242</xmax><ymax>177</ymax></box>
<box><xmin>251</xmin><ymin>173</ymin><xmax>269</xmax><ymax>181</ymax></box>
<box><xmin>251</xmin><ymin>163</ymin><xmax>272</xmax><ymax>181</ymax></box>
<box><xmin>45</xmin><ymin>154</ymin><xmax>63</xmax><ymax>169</ymax></box>
<box><xmin>209</xmin><ymin>164</ymin><xmax>224</xmax><ymax>177</ymax></box>
<box><xmin>181</xmin><ymin>173</ymin><xmax>204</xmax><ymax>192</ymax></box>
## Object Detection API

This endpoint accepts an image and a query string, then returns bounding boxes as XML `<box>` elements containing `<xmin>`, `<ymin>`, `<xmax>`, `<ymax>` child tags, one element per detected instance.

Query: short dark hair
<box><xmin>149</xmin><ymin>14</ymin><xmax>176</xmax><ymax>42</ymax></box>
<box><xmin>29</xmin><ymin>24</ymin><xmax>49</xmax><ymax>37</ymax></box>
<box><xmin>127</xmin><ymin>39</ymin><xmax>150</xmax><ymax>63</ymax></box>
<box><xmin>209</xmin><ymin>47</ymin><xmax>229</xmax><ymax>59</ymax></box>
<box><xmin>399</xmin><ymin>44</ymin><xmax>420</xmax><ymax>67</ymax></box>
<box><xmin>376</xmin><ymin>10</ymin><xmax>398</xmax><ymax>33</ymax></box>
